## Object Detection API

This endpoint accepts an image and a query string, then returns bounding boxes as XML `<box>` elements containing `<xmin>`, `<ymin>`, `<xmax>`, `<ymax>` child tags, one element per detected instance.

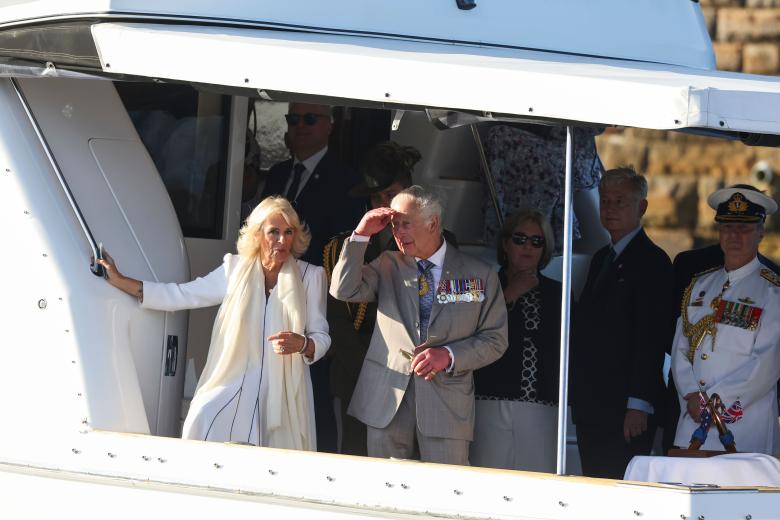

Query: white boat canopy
<box><xmin>91</xmin><ymin>22</ymin><xmax>780</xmax><ymax>138</ymax></box>
<box><xmin>0</xmin><ymin>0</ymin><xmax>714</xmax><ymax>70</ymax></box>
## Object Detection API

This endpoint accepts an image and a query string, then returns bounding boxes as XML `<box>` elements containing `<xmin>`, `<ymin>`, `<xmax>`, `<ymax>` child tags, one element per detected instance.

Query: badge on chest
<box><xmin>436</xmin><ymin>278</ymin><xmax>485</xmax><ymax>304</ymax></box>
<box><xmin>714</xmin><ymin>299</ymin><xmax>763</xmax><ymax>330</ymax></box>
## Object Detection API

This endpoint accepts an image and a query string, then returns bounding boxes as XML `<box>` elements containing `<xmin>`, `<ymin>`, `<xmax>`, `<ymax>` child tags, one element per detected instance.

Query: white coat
<box><xmin>141</xmin><ymin>254</ymin><xmax>330</xmax><ymax>447</ymax></box>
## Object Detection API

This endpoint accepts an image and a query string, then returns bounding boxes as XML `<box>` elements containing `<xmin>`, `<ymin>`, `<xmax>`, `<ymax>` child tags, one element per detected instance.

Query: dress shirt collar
<box><xmin>416</xmin><ymin>237</ymin><xmax>447</xmax><ymax>268</ymax></box>
<box><xmin>726</xmin><ymin>255</ymin><xmax>760</xmax><ymax>284</ymax></box>
<box><xmin>294</xmin><ymin>146</ymin><xmax>328</xmax><ymax>174</ymax></box>
<box><xmin>612</xmin><ymin>225</ymin><xmax>642</xmax><ymax>258</ymax></box>
<box><xmin>416</xmin><ymin>237</ymin><xmax>447</xmax><ymax>290</ymax></box>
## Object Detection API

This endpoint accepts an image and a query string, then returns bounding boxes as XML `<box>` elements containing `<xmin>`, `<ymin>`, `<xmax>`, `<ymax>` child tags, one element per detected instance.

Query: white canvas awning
<box><xmin>92</xmin><ymin>22</ymin><xmax>780</xmax><ymax>136</ymax></box>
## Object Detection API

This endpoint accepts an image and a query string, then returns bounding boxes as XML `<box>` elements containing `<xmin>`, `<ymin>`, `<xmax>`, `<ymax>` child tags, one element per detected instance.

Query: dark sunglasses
<box><xmin>285</xmin><ymin>112</ymin><xmax>329</xmax><ymax>126</ymax></box>
<box><xmin>510</xmin><ymin>233</ymin><xmax>545</xmax><ymax>248</ymax></box>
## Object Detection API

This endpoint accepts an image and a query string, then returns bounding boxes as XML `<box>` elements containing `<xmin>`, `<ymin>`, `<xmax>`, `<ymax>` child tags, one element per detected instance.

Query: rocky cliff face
<box><xmin>595</xmin><ymin>0</ymin><xmax>780</xmax><ymax>260</ymax></box>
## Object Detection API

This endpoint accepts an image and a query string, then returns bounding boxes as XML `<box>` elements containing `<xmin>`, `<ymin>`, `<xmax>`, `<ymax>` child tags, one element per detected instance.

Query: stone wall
<box><xmin>595</xmin><ymin>0</ymin><xmax>780</xmax><ymax>260</ymax></box>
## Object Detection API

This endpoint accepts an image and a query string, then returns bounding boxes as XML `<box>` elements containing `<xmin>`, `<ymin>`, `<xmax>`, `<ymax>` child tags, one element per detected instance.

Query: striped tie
<box><xmin>418</xmin><ymin>259</ymin><xmax>435</xmax><ymax>343</ymax></box>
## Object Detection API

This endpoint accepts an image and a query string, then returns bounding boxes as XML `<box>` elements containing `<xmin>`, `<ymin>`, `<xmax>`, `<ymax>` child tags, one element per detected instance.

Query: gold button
<box><xmin>701</xmin><ymin>353</ymin><xmax>709</xmax><ymax>360</ymax></box>
<box><xmin>699</xmin><ymin>379</ymin><xmax>706</xmax><ymax>387</ymax></box>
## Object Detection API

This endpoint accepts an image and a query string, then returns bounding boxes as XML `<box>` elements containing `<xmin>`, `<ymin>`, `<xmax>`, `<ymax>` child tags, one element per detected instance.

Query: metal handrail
<box><xmin>470</xmin><ymin>124</ymin><xmax>503</xmax><ymax>228</ymax></box>
<box><xmin>556</xmin><ymin>125</ymin><xmax>575</xmax><ymax>475</ymax></box>
<box><xmin>11</xmin><ymin>78</ymin><xmax>103</xmax><ymax>276</ymax></box>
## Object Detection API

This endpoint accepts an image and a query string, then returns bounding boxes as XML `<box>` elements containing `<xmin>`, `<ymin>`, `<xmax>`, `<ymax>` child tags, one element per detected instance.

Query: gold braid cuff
<box><xmin>323</xmin><ymin>237</ymin><xmax>368</xmax><ymax>332</ymax></box>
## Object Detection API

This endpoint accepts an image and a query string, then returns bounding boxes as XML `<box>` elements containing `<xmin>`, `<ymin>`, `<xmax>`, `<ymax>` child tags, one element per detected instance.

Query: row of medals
<box><xmin>436</xmin><ymin>279</ymin><xmax>485</xmax><ymax>304</ymax></box>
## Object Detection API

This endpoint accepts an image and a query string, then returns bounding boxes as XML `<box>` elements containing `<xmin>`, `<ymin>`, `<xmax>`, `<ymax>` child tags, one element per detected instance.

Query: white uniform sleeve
<box><xmin>141</xmin><ymin>257</ymin><xmax>229</xmax><ymax>312</ymax></box>
<box><xmin>302</xmin><ymin>264</ymin><xmax>331</xmax><ymax>365</ymax></box>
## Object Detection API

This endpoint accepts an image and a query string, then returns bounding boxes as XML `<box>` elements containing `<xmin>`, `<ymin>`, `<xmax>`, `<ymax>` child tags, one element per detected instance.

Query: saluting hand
<box><xmin>354</xmin><ymin>207</ymin><xmax>396</xmax><ymax>237</ymax></box>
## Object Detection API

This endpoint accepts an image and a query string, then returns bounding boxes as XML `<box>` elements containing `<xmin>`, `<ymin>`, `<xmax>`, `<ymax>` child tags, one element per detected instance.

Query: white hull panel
<box><xmin>4</xmin><ymin>430</ymin><xmax>779</xmax><ymax>520</ymax></box>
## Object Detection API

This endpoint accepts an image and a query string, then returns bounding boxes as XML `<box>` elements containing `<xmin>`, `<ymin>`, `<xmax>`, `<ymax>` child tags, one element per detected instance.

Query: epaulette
<box><xmin>322</xmin><ymin>229</ymin><xmax>370</xmax><ymax>331</ymax></box>
<box><xmin>325</xmin><ymin>230</ymin><xmax>354</xmax><ymax>245</ymax></box>
<box><xmin>680</xmin><ymin>265</ymin><xmax>722</xmax><ymax>320</ymax></box>
<box><xmin>760</xmin><ymin>267</ymin><xmax>780</xmax><ymax>287</ymax></box>
<box><xmin>692</xmin><ymin>265</ymin><xmax>722</xmax><ymax>279</ymax></box>
<box><xmin>322</xmin><ymin>230</ymin><xmax>355</xmax><ymax>279</ymax></box>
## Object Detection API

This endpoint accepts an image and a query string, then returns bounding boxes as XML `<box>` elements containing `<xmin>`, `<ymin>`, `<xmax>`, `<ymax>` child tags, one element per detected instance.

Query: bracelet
<box><xmin>137</xmin><ymin>281</ymin><xmax>144</xmax><ymax>303</ymax></box>
<box><xmin>298</xmin><ymin>335</ymin><xmax>308</xmax><ymax>354</ymax></box>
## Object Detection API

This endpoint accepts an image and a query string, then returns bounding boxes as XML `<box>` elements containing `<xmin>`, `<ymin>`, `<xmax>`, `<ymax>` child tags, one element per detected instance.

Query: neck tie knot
<box><xmin>417</xmin><ymin>259</ymin><xmax>434</xmax><ymax>274</ymax></box>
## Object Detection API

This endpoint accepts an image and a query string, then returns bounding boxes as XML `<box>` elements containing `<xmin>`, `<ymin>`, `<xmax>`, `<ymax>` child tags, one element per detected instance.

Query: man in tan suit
<box><xmin>330</xmin><ymin>186</ymin><xmax>508</xmax><ymax>465</ymax></box>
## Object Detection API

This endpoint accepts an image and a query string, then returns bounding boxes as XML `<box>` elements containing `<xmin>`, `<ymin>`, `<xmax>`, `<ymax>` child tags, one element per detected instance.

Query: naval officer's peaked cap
<box><xmin>707</xmin><ymin>184</ymin><xmax>778</xmax><ymax>223</ymax></box>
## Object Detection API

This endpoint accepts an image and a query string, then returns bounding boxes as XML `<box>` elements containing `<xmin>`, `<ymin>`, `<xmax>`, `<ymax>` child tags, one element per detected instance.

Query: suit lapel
<box><xmin>266</xmin><ymin>159</ymin><xmax>292</xmax><ymax>196</ymax></box>
<box><xmin>397</xmin><ymin>253</ymin><xmax>421</xmax><ymax>343</ymax></box>
<box><xmin>581</xmin><ymin>244</ymin><xmax>609</xmax><ymax>301</ymax></box>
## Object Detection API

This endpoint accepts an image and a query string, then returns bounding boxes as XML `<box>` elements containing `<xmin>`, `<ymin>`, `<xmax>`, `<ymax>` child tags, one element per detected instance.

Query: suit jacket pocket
<box><xmin>434</xmin><ymin>373</ymin><xmax>474</xmax><ymax>420</ymax></box>
<box><xmin>434</xmin><ymin>302</ymin><xmax>480</xmax><ymax>338</ymax></box>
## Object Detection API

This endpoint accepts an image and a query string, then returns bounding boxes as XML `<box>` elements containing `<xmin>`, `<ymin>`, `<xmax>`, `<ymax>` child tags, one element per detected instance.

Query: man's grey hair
<box><xmin>393</xmin><ymin>185</ymin><xmax>443</xmax><ymax>224</ymax></box>
<box><xmin>599</xmin><ymin>166</ymin><xmax>648</xmax><ymax>199</ymax></box>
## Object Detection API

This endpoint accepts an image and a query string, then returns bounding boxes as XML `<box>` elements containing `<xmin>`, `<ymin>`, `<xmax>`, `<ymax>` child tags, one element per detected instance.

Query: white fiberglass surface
<box><xmin>0</xmin><ymin>0</ymin><xmax>712</xmax><ymax>69</ymax></box>
<box><xmin>0</xmin><ymin>77</ymin><xmax>191</xmax><ymax>438</ymax></box>
<box><xmin>0</xmin><ymin>430</ymin><xmax>715</xmax><ymax>520</ymax></box>
<box><xmin>91</xmin><ymin>23</ymin><xmax>780</xmax><ymax>135</ymax></box>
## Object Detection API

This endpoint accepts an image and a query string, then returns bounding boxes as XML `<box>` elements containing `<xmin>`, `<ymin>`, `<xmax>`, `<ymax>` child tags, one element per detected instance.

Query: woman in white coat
<box><xmin>98</xmin><ymin>196</ymin><xmax>330</xmax><ymax>451</ymax></box>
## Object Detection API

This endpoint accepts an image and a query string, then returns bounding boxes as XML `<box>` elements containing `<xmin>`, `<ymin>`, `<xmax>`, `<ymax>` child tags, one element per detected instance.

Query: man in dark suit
<box><xmin>261</xmin><ymin>102</ymin><xmax>364</xmax><ymax>453</ymax></box>
<box><xmin>572</xmin><ymin>167</ymin><xmax>674</xmax><ymax>479</ymax></box>
<box><xmin>261</xmin><ymin>102</ymin><xmax>364</xmax><ymax>265</ymax></box>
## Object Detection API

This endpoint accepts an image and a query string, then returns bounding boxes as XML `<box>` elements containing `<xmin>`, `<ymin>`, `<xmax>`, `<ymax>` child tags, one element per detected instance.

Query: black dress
<box><xmin>474</xmin><ymin>272</ymin><xmax>562</xmax><ymax>403</ymax></box>
<box><xmin>470</xmin><ymin>273</ymin><xmax>563</xmax><ymax>472</ymax></box>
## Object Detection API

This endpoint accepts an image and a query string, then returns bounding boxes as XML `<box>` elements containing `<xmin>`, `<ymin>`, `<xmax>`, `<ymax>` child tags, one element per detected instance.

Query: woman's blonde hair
<box><xmin>236</xmin><ymin>196</ymin><xmax>311</xmax><ymax>259</ymax></box>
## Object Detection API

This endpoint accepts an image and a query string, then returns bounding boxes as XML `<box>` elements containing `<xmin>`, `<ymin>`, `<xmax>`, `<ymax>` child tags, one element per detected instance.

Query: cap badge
<box><xmin>727</xmin><ymin>193</ymin><xmax>748</xmax><ymax>214</ymax></box>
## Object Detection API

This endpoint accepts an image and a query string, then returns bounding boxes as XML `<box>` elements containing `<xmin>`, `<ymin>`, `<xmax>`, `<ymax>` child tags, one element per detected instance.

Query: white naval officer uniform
<box><xmin>672</xmin><ymin>256</ymin><xmax>780</xmax><ymax>453</ymax></box>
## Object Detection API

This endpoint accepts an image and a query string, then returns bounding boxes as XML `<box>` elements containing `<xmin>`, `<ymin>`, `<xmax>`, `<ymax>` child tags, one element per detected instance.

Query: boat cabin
<box><xmin>1</xmin><ymin>1</ymin><xmax>780</xmax><ymax>518</ymax></box>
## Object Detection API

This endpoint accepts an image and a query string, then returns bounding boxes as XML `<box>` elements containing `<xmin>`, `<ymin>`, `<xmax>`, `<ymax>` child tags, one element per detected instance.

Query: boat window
<box><xmin>115</xmin><ymin>82</ymin><xmax>231</xmax><ymax>239</ymax></box>
<box><xmin>248</xmin><ymin>100</ymin><xmax>289</xmax><ymax>171</ymax></box>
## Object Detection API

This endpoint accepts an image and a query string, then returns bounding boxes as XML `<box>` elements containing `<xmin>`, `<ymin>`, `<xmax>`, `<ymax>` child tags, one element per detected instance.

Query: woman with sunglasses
<box><xmin>470</xmin><ymin>208</ymin><xmax>563</xmax><ymax>472</ymax></box>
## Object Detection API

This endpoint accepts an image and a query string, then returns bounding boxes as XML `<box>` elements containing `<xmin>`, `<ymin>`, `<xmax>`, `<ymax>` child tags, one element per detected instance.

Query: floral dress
<box><xmin>483</xmin><ymin>124</ymin><xmax>603</xmax><ymax>253</ymax></box>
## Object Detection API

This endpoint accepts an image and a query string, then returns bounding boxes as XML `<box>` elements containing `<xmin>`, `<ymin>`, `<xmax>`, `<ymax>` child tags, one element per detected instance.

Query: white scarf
<box><xmin>191</xmin><ymin>255</ymin><xmax>312</xmax><ymax>450</ymax></box>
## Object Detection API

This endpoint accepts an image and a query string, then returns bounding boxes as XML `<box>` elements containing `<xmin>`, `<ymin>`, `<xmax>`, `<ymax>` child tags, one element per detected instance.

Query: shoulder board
<box><xmin>692</xmin><ymin>265</ymin><xmax>722</xmax><ymax>280</ymax></box>
<box><xmin>681</xmin><ymin>265</ymin><xmax>722</xmax><ymax>309</ymax></box>
<box><xmin>325</xmin><ymin>230</ymin><xmax>353</xmax><ymax>244</ymax></box>
<box><xmin>760</xmin><ymin>268</ymin><xmax>780</xmax><ymax>287</ymax></box>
